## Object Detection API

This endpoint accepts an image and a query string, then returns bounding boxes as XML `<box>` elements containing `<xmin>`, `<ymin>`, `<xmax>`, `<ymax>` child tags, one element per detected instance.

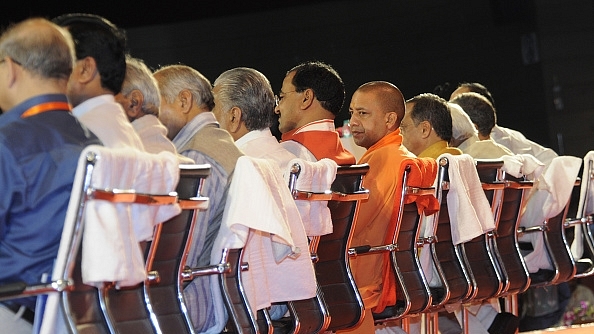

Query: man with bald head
<box><xmin>342</xmin><ymin>81</ymin><xmax>415</xmax><ymax>333</ymax></box>
<box><xmin>0</xmin><ymin>18</ymin><xmax>100</xmax><ymax>332</ymax></box>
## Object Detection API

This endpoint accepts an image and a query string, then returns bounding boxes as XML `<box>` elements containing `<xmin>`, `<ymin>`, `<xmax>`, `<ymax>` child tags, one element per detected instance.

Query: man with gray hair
<box><xmin>212</xmin><ymin>67</ymin><xmax>296</xmax><ymax>170</ymax></box>
<box><xmin>0</xmin><ymin>18</ymin><xmax>100</xmax><ymax>333</ymax></box>
<box><xmin>115</xmin><ymin>56</ymin><xmax>187</xmax><ymax>158</ymax></box>
<box><xmin>153</xmin><ymin>64</ymin><xmax>243</xmax><ymax>333</ymax></box>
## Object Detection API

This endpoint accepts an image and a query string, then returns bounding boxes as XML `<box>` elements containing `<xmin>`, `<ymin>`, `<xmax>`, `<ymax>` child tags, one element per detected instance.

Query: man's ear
<box><xmin>125</xmin><ymin>90</ymin><xmax>144</xmax><ymax>120</ymax></box>
<box><xmin>3</xmin><ymin>57</ymin><xmax>20</xmax><ymax>88</ymax></box>
<box><xmin>300</xmin><ymin>88</ymin><xmax>315</xmax><ymax>110</ymax></box>
<box><xmin>386</xmin><ymin>111</ymin><xmax>398</xmax><ymax>129</ymax></box>
<box><xmin>420</xmin><ymin>120</ymin><xmax>432</xmax><ymax>139</ymax></box>
<box><xmin>228</xmin><ymin>107</ymin><xmax>242</xmax><ymax>133</ymax></box>
<box><xmin>178</xmin><ymin>89</ymin><xmax>193</xmax><ymax>114</ymax></box>
<box><xmin>77</xmin><ymin>57</ymin><xmax>98</xmax><ymax>84</ymax></box>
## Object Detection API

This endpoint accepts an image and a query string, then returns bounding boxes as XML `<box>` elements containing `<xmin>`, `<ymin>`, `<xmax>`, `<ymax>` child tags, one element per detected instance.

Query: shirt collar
<box><xmin>235</xmin><ymin>129</ymin><xmax>273</xmax><ymax>148</ymax></box>
<box><xmin>71</xmin><ymin>94</ymin><xmax>115</xmax><ymax>118</ymax></box>
<box><xmin>2</xmin><ymin>94</ymin><xmax>69</xmax><ymax>121</ymax></box>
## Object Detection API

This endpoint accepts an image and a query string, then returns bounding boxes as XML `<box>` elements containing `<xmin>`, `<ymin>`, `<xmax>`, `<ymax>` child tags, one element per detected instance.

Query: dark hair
<box><xmin>288</xmin><ymin>61</ymin><xmax>344</xmax><ymax>115</ymax></box>
<box><xmin>407</xmin><ymin>93</ymin><xmax>453</xmax><ymax>142</ymax></box>
<box><xmin>53</xmin><ymin>13</ymin><xmax>127</xmax><ymax>94</ymax></box>
<box><xmin>457</xmin><ymin>82</ymin><xmax>495</xmax><ymax>106</ymax></box>
<box><xmin>451</xmin><ymin>92</ymin><xmax>496</xmax><ymax>138</ymax></box>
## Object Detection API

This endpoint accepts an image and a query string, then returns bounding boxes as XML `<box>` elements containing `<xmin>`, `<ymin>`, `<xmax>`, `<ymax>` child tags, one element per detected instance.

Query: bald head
<box><xmin>0</xmin><ymin>18</ymin><xmax>75</xmax><ymax>81</ymax></box>
<box><xmin>356</xmin><ymin>81</ymin><xmax>405</xmax><ymax>127</ymax></box>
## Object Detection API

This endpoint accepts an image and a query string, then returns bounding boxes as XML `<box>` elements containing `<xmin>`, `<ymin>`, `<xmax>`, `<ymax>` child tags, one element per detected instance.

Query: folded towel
<box><xmin>501</xmin><ymin>154</ymin><xmax>545</xmax><ymax>180</ymax></box>
<box><xmin>285</xmin><ymin>158</ymin><xmax>338</xmax><ymax>237</ymax></box>
<box><xmin>82</xmin><ymin>146</ymin><xmax>181</xmax><ymax>287</ymax></box>
<box><xmin>519</xmin><ymin>155</ymin><xmax>581</xmax><ymax>272</ymax></box>
<box><xmin>571</xmin><ymin>151</ymin><xmax>594</xmax><ymax>258</ymax></box>
<box><xmin>401</xmin><ymin>157</ymin><xmax>439</xmax><ymax>216</ymax></box>
<box><xmin>39</xmin><ymin>145</ymin><xmax>181</xmax><ymax>334</ymax></box>
<box><xmin>440</xmin><ymin>153</ymin><xmax>495</xmax><ymax>245</ymax></box>
<box><xmin>211</xmin><ymin>156</ymin><xmax>316</xmax><ymax>316</ymax></box>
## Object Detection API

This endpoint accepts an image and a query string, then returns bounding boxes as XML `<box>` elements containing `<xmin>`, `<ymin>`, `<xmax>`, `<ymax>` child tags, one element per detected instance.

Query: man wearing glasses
<box><xmin>275</xmin><ymin>61</ymin><xmax>355</xmax><ymax>165</ymax></box>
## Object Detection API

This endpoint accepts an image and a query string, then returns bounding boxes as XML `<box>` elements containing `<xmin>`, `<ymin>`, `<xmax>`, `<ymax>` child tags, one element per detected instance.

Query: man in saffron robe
<box><xmin>275</xmin><ymin>61</ymin><xmax>356</xmax><ymax>165</ymax></box>
<box><xmin>340</xmin><ymin>81</ymin><xmax>415</xmax><ymax>333</ymax></box>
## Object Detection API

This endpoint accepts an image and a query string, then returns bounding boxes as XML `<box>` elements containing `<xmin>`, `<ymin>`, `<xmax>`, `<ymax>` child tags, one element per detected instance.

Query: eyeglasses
<box><xmin>274</xmin><ymin>90</ymin><xmax>298</xmax><ymax>107</ymax></box>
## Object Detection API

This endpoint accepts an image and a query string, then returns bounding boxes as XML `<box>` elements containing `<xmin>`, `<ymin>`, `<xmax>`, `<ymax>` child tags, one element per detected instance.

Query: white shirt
<box><xmin>72</xmin><ymin>94</ymin><xmax>145</xmax><ymax>150</ymax></box>
<box><xmin>459</xmin><ymin>136</ymin><xmax>513</xmax><ymax>159</ymax></box>
<box><xmin>491</xmin><ymin>125</ymin><xmax>557</xmax><ymax>165</ymax></box>
<box><xmin>131</xmin><ymin>114</ymin><xmax>176</xmax><ymax>155</ymax></box>
<box><xmin>235</xmin><ymin>129</ymin><xmax>296</xmax><ymax>171</ymax></box>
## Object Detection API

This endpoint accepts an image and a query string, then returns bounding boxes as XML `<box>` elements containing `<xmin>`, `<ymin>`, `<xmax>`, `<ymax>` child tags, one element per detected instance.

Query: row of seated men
<box><xmin>0</xmin><ymin>14</ymin><xmax>568</xmax><ymax>334</ymax></box>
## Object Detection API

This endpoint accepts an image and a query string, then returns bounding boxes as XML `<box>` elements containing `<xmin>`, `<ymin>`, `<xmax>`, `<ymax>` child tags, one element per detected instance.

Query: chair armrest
<box><xmin>348</xmin><ymin>243</ymin><xmax>398</xmax><ymax>257</ymax></box>
<box><xmin>0</xmin><ymin>279</ymin><xmax>71</xmax><ymax>302</ymax></box>
<box><xmin>179</xmin><ymin>196</ymin><xmax>209</xmax><ymax>210</ymax></box>
<box><xmin>481</xmin><ymin>182</ymin><xmax>506</xmax><ymax>191</ymax></box>
<box><xmin>91</xmin><ymin>188</ymin><xmax>178</xmax><ymax>205</ymax></box>
<box><xmin>181</xmin><ymin>262</ymin><xmax>231</xmax><ymax>281</ymax></box>
<box><xmin>331</xmin><ymin>190</ymin><xmax>370</xmax><ymax>201</ymax></box>
<box><xmin>517</xmin><ymin>225</ymin><xmax>548</xmax><ymax>237</ymax></box>
<box><xmin>292</xmin><ymin>190</ymin><xmax>333</xmax><ymax>201</ymax></box>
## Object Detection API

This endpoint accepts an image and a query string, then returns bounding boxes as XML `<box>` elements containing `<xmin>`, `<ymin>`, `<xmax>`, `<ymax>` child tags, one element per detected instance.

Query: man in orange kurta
<box><xmin>275</xmin><ymin>61</ymin><xmax>356</xmax><ymax>165</ymax></box>
<box><xmin>340</xmin><ymin>81</ymin><xmax>414</xmax><ymax>333</ymax></box>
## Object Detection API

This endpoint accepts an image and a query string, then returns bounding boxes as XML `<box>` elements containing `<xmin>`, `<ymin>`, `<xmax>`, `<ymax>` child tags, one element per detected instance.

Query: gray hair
<box><xmin>121</xmin><ymin>56</ymin><xmax>161</xmax><ymax>116</ymax></box>
<box><xmin>153</xmin><ymin>64</ymin><xmax>214</xmax><ymax>110</ymax></box>
<box><xmin>213</xmin><ymin>67</ymin><xmax>274</xmax><ymax>131</ymax></box>
<box><xmin>448</xmin><ymin>102</ymin><xmax>477</xmax><ymax>145</ymax></box>
<box><xmin>0</xmin><ymin>18</ymin><xmax>75</xmax><ymax>80</ymax></box>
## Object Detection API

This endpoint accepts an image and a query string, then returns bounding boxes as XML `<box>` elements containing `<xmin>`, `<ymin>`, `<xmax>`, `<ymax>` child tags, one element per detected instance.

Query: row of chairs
<box><xmin>2</xmin><ymin>145</ymin><xmax>594</xmax><ymax>334</ymax></box>
<box><xmin>0</xmin><ymin>146</ymin><xmax>373</xmax><ymax>334</ymax></box>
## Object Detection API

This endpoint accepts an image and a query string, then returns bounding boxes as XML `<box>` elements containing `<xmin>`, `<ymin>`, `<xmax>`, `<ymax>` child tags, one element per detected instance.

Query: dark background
<box><xmin>3</xmin><ymin>0</ymin><xmax>594</xmax><ymax>158</ymax></box>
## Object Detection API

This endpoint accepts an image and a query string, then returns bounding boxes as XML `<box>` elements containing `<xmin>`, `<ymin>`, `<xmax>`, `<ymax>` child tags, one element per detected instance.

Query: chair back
<box><xmin>143</xmin><ymin>164</ymin><xmax>210</xmax><ymax>334</ymax></box>
<box><xmin>372</xmin><ymin>161</ymin><xmax>436</xmax><ymax>322</ymax></box>
<box><xmin>58</xmin><ymin>146</ymin><xmax>181</xmax><ymax>334</ymax></box>
<box><xmin>316</xmin><ymin>164</ymin><xmax>369</xmax><ymax>331</ymax></box>
<box><xmin>495</xmin><ymin>172</ymin><xmax>532</xmax><ymax>296</ymax></box>
<box><xmin>220</xmin><ymin>248</ymin><xmax>259</xmax><ymax>334</ymax></box>
<box><xmin>571</xmin><ymin>154</ymin><xmax>594</xmax><ymax>277</ymax></box>
<box><xmin>422</xmin><ymin>157</ymin><xmax>472</xmax><ymax>312</ymax></box>
<box><xmin>518</xmin><ymin>155</ymin><xmax>582</xmax><ymax>287</ymax></box>
<box><xmin>459</xmin><ymin>160</ymin><xmax>504</xmax><ymax>302</ymax></box>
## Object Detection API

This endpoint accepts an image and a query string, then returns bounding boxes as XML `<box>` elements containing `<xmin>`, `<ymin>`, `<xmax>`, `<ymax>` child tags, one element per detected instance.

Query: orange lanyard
<box><xmin>21</xmin><ymin>102</ymin><xmax>71</xmax><ymax>118</ymax></box>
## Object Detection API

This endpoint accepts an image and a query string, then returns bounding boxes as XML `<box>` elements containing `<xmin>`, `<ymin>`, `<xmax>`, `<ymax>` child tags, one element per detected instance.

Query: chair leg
<box><xmin>461</xmin><ymin>306</ymin><xmax>469</xmax><ymax>334</ymax></box>
<box><xmin>424</xmin><ymin>312</ymin><xmax>439</xmax><ymax>334</ymax></box>
<box><xmin>504</xmin><ymin>294</ymin><xmax>519</xmax><ymax>316</ymax></box>
<box><xmin>401</xmin><ymin>317</ymin><xmax>410</xmax><ymax>333</ymax></box>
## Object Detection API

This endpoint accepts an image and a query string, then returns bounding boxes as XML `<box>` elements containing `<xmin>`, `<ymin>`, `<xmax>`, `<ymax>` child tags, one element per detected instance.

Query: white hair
<box><xmin>448</xmin><ymin>102</ymin><xmax>477</xmax><ymax>146</ymax></box>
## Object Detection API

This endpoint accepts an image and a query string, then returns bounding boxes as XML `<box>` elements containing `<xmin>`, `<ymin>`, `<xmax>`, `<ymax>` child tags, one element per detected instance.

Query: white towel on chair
<box><xmin>285</xmin><ymin>158</ymin><xmax>338</xmax><ymax>237</ymax></box>
<box><xmin>212</xmin><ymin>156</ymin><xmax>297</xmax><ymax>260</ymax></box>
<box><xmin>440</xmin><ymin>153</ymin><xmax>495</xmax><ymax>245</ymax></box>
<box><xmin>211</xmin><ymin>156</ymin><xmax>316</xmax><ymax>315</ymax></box>
<box><xmin>519</xmin><ymin>155</ymin><xmax>582</xmax><ymax>272</ymax></box>
<box><xmin>572</xmin><ymin>151</ymin><xmax>594</xmax><ymax>258</ymax></box>
<box><xmin>501</xmin><ymin>154</ymin><xmax>545</xmax><ymax>180</ymax></box>
<box><xmin>82</xmin><ymin>147</ymin><xmax>181</xmax><ymax>287</ymax></box>
<box><xmin>39</xmin><ymin>145</ymin><xmax>181</xmax><ymax>334</ymax></box>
